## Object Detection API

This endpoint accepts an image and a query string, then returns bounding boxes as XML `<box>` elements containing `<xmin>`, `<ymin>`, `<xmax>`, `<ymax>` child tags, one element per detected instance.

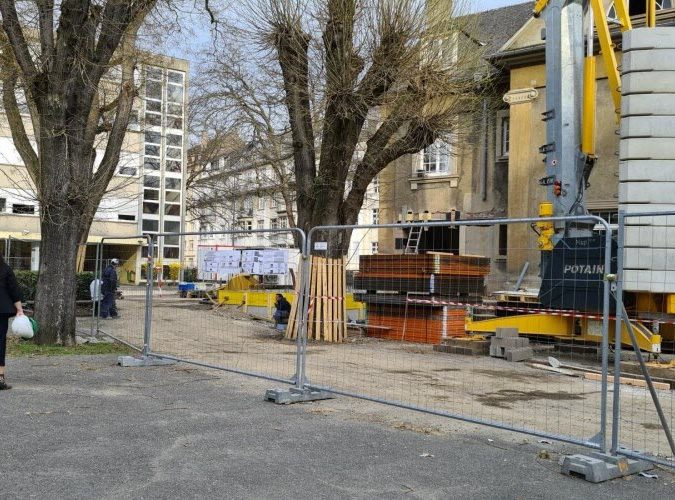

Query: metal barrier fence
<box><xmin>83</xmin><ymin>235</ymin><xmax>153</xmax><ymax>352</ymax></box>
<box><xmin>143</xmin><ymin>228</ymin><xmax>304</xmax><ymax>385</ymax></box>
<box><xmin>613</xmin><ymin>211</ymin><xmax>675</xmax><ymax>466</ymax></box>
<box><xmin>88</xmin><ymin>215</ymin><xmax>675</xmax><ymax>468</ymax></box>
<box><xmin>304</xmin><ymin>216</ymin><xmax>614</xmax><ymax>450</ymax></box>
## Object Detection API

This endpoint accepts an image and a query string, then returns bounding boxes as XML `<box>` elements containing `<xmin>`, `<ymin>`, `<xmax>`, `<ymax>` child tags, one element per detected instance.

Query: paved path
<box><xmin>1</xmin><ymin>355</ymin><xmax>673</xmax><ymax>499</ymax></box>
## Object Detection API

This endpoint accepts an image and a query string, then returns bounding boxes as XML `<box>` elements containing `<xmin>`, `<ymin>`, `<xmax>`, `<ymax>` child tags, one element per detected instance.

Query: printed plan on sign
<box><xmin>241</xmin><ymin>250</ymin><xmax>288</xmax><ymax>275</ymax></box>
<box><xmin>197</xmin><ymin>247</ymin><xmax>289</xmax><ymax>280</ymax></box>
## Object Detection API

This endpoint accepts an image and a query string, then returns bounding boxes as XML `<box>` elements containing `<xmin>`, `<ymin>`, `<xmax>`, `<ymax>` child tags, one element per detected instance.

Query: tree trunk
<box><xmin>33</xmin><ymin>214</ymin><xmax>82</xmax><ymax>345</ymax></box>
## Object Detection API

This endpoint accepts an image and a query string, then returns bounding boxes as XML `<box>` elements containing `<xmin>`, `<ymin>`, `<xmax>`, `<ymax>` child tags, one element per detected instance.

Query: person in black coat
<box><xmin>0</xmin><ymin>256</ymin><xmax>25</xmax><ymax>390</ymax></box>
<box><xmin>273</xmin><ymin>294</ymin><xmax>291</xmax><ymax>326</ymax></box>
<box><xmin>100</xmin><ymin>258</ymin><xmax>119</xmax><ymax>319</ymax></box>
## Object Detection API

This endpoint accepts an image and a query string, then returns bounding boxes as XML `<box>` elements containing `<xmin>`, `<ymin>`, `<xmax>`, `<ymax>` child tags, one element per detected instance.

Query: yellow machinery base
<box><xmin>465</xmin><ymin>314</ymin><xmax>661</xmax><ymax>354</ymax></box>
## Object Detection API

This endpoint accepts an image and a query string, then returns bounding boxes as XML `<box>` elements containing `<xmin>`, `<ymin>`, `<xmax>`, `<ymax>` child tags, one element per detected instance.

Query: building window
<box><xmin>165</xmin><ymin>191</ymin><xmax>181</xmax><ymax>203</ymax></box>
<box><xmin>118</xmin><ymin>214</ymin><xmax>136</xmax><ymax>222</ymax></box>
<box><xmin>258</xmin><ymin>197</ymin><xmax>266</xmax><ymax>210</ymax></box>
<box><xmin>500</xmin><ymin>116</ymin><xmax>510</xmax><ymax>158</ymax></box>
<box><xmin>371</xmin><ymin>175</ymin><xmax>379</xmax><ymax>194</ymax></box>
<box><xmin>164</xmin><ymin>221</ymin><xmax>181</xmax><ymax>233</ymax></box>
<box><xmin>143</xmin><ymin>202</ymin><xmax>159</xmax><ymax>215</ymax></box>
<box><xmin>372</xmin><ymin>208</ymin><xmax>379</xmax><ymax>225</ymax></box>
<box><xmin>143</xmin><ymin>219</ymin><xmax>159</xmax><ymax>232</ymax></box>
<box><xmin>589</xmin><ymin>209</ymin><xmax>619</xmax><ymax>225</ymax></box>
<box><xmin>165</xmin><ymin>178</ymin><xmax>182</xmax><ymax>191</ymax></box>
<box><xmin>499</xmin><ymin>224</ymin><xmax>508</xmax><ymax>257</ymax></box>
<box><xmin>278</xmin><ymin>216</ymin><xmax>288</xmax><ymax>229</ymax></box>
<box><xmin>371</xmin><ymin>242</ymin><xmax>379</xmax><ymax>254</ymax></box>
<box><xmin>163</xmin><ymin>247</ymin><xmax>180</xmax><ymax>259</ymax></box>
<box><xmin>12</xmin><ymin>204</ymin><xmax>35</xmax><ymax>215</ymax></box>
<box><xmin>422</xmin><ymin>140</ymin><xmax>451</xmax><ymax>174</ymax></box>
<box><xmin>257</xmin><ymin>219</ymin><xmax>265</xmax><ymax>230</ymax></box>
<box><xmin>0</xmin><ymin>198</ymin><xmax>6</xmax><ymax>212</ymax></box>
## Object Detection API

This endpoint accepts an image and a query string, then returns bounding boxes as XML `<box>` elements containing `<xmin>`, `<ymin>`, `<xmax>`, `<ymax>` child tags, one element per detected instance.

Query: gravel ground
<box><xmin>2</xmin><ymin>354</ymin><xmax>675</xmax><ymax>499</ymax></box>
<box><xmin>77</xmin><ymin>293</ymin><xmax>675</xmax><ymax>462</ymax></box>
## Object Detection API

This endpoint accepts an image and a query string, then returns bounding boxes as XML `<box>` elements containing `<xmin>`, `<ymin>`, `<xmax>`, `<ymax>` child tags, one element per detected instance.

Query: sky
<box><xmin>472</xmin><ymin>0</ymin><xmax>526</xmax><ymax>12</ymax></box>
<box><xmin>160</xmin><ymin>0</ymin><xmax>529</xmax><ymax>64</ymax></box>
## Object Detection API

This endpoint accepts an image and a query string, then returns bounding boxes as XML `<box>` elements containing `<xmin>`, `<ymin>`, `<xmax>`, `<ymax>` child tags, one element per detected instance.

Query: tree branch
<box><xmin>35</xmin><ymin>0</ymin><xmax>56</xmax><ymax>67</ymax></box>
<box><xmin>0</xmin><ymin>62</ymin><xmax>39</xmax><ymax>185</ymax></box>
<box><xmin>0</xmin><ymin>0</ymin><xmax>39</xmax><ymax>81</ymax></box>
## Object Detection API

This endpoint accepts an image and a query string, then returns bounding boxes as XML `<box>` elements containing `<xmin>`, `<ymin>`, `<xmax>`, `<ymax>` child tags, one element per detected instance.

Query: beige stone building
<box><xmin>379</xmin><ymin>1</ymin><xmax>675</xmax><ymax>283</ymax></box>
<box><xmin>0</xmin><ymin>54</ymin><xmax>189</xmax><ymax>283</ymax></box>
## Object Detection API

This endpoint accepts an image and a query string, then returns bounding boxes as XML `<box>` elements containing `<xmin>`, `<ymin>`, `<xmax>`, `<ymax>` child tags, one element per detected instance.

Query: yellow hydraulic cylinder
<box><xmin>537</xmin><ymin>202</ymin><xmax>555</xmax><ymax>251</ymax></box>
<box><xmin>582</xmin><ymin>56</ymin><xmax>597</xmax><ymax>156</ymax></box>
<box><xmin>647</xmin><ymin>0</ymin><xmax>656</xmax><ymax>28</ymax></box>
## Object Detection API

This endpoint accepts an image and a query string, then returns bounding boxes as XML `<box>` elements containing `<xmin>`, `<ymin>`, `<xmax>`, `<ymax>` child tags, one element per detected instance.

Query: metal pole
<box><xmin>297</xmin><ymin>231</ymin><xmax>311</xmax><ymax>389</ymax></box>
<box><xmin>90</xmin><ymin>242</ymin><xmax>101</xmax><ymax>337</ymax></box>
<box><xmin>95</xmin><ymin>242</ymin><xmax>103</xmax><ymax>336</ymax></box>
<box><xmin>599</xmin><ymin>220</ymin><xmax>613</xmax><ymax>453</ymax></box>
<box><xmin>611</xmin><ymin>211</ymin><xmax>625</xmax><ymax>454</ymax></box>
<box><xmin>142</xmin><ymin>235</ymin><xmax>155</xmax><ymax>357</ymax></box>
<box><xmin>513</xmin><ymin>261</ymin><xmax>530</xmax><ymax>291</ymax></box>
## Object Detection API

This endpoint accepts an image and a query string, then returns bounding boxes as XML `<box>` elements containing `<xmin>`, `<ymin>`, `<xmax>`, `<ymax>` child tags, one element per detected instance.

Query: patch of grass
<box><xmin>7</xmin><ymin>336</ymin><xmax>133</xmax><ymax>357</ymax></box>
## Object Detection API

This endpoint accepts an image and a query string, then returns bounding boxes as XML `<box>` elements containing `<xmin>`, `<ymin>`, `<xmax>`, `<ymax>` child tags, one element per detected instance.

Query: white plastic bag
<box><xmin>11</xmin><ymin>315</ymin><xmax>34</xmax><ymax>339</ymax></box>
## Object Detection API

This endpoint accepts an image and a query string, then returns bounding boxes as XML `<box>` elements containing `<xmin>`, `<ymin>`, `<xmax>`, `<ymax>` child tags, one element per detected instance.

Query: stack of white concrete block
<box><xmin>620</xmin><ymin>27</ymin><xmax>675</xmax><ymax>293</ymax></box>
<box><xmin>489</xmin><ymin>328</ymin><xmax>533</xmax><ymax>362</ymax></box>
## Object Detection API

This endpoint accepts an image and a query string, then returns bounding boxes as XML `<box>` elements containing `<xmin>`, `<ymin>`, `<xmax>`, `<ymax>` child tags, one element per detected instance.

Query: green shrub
<box><xmin>183</xmin><ymin>267</ymin><xmax>198</xmax><ymax>282</ymax></box>
<box><xmin>14</xmin><ymin>271</ymin><xmax>95</xmax><ymax>302</ymax></box>
<box><xmin>15</xmin><ymin>271</ymin><xmax>38</xmax><ymax>302</ymax></box>
<box><xmin>75</xmin><ymin>272</ymin><xmax>95</xmax><ymax>300</ymax></box>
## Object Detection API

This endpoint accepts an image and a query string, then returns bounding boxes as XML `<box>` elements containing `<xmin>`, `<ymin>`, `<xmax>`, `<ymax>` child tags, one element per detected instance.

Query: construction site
<box><xmin>69</xmin><ymin>0</ymin><xmax>675</xmax><ymax>484</ymax></box>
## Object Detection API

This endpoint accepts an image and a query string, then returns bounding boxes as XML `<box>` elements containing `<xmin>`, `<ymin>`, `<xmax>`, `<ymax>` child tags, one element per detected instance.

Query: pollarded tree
<box><xmin>227</xmin><ymin>0</ymin><xmax>490</xmax><ymax>340</ymax></box>
<box><xmin>257</xmin><ymin>0</ymin><xmax>487</xmax><ymax>253</ymax></box>
<box><xmin>0</xmin><ymin>0</ymin><xmax>160</xmax><ymax>344</ymax></box>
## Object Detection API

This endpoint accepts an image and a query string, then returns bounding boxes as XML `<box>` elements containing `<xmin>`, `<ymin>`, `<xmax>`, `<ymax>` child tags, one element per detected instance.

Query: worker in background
<box><xmin>273</xmin><ymin>293</ymin><xmax>291</xmax><ymax>327</ymax></box>
<box><xmin>100</xmin><ymin>258</ymin><xmax>120</xmax><ymax>320</ymax></box>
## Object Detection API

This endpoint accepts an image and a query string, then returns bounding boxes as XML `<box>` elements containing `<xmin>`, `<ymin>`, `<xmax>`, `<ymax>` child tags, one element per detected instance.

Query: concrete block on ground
<box><xmin>623</xmin><ymin>49</ymin><xmax>675</xmax><ymax>72</ymax></box>
<box><xmin>620</xmin><ymin>160</ymin><xmax>675</xmax><ymax>182</ymax></box>
<box><xmin>620</xmin><ymin>115</ymin><xmax>675</xmax><ymax>138</ymax></box>
<box><xmin>622</xmin><ymin>94</ymin><xmax>675</xmax><ymax>117</ymax></box>
<box><xmin>495</xmin><ymin>327</ymin><xmax>518</xmax><ymax>339</ymax></box>
<box><xmin>623</xmin><ymin>27</ymin><xmax>675</xmax><ymax>51</ymax></box>
<box><xmin>489</xmin><ymin>344</ymin><xmax>505</xmax><ymax>358</ymax></box>
<box><xmin>505</xmin><ymin>347</ymin><xmax>534</xmax><ymax>362</ymax></box>
<box><xmin>435</xmin><ymin>338</ymin><xmax>490</xmax><ymax>356</ymax></box>
<box><xmin>492</xmin><ymin>337</ymin><xmax>530</xmax><ymax>349</ymax></box>
<box><xmin>620</xmin><ymin>137</ymin><xmax>675</xmax><ymax>160</ymax></box>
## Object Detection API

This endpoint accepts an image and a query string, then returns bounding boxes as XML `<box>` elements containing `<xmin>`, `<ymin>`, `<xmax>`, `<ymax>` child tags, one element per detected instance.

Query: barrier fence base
<box><xmin>560</xmin><ymin>452</ymin><xmax>653</xmax><ymax>483</ymax></box>
<box><xmin>264</xmin><ymin>387</ymin><xmax>335</xmax><ymax>405</ymax></box>
<box><xmin>117</xmin><ymin>355</ymin><xmax>178</xmax><ymax>367</ymax></box>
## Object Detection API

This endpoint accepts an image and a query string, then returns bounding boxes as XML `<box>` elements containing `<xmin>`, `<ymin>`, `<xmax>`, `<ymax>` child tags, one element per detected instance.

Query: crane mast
<box><xmin>540</xmin><ymin>0</ymin><xmax>591</xmax><ymax>232</ymax></box>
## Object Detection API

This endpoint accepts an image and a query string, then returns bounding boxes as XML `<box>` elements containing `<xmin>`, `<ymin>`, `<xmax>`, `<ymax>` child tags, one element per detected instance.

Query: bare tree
<box><xmin>0</xmin><ymin>1</ymin><xmax>161</xmax><ymax>344</ymax></box>
<box><xmin>204</xmin><ymin>0</ymin><xmax>489</xmax><ymax>256</ymax></box>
